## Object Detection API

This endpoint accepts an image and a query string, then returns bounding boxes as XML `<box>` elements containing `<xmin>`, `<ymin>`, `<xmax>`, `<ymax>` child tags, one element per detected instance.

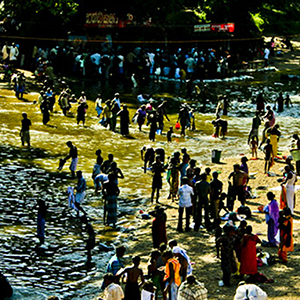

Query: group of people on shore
<box><xmin>4</xmin><ymin>41</ymin><xmax>269</xmax><ymax>84</ymax></box>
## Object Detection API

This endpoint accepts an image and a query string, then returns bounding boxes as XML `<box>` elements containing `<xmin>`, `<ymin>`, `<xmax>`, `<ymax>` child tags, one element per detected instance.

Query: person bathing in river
<box><xmin>37</xmin><ymin>199</ymin><xmax>47</xmax><ymax>245</ymax></box>
<box><xmin>263</xmin><ymin>105</ymin><xmax>275</xmax><ymax>127</ymax></box>
<box><xmin>212</xmin><ymin>118</ymin><xmax>227</xmax><ymax>138</ymax></box>
<box><xmin>103</xmin><ymin>173</ymin><xmax>120</xmax><ymax>227</ymax></box>
<box><xmin>274</xmin><ymin>92</ymin><xmax>284</xmax><ymax>112</ymax></box>
<box><xmin>117</xmin><ymin>104</ymin><xmax>130</xmax><ymax>136</ymax></box>
<box><xmin>156</xmin><ymin>101</ymin><xmax>170</xmax><ymax>133</ymax></box>
<box><xmin>285</xmin><ymin>95</ymin><xmax>292</xmax><ymax>108</ymax></box>
<box><xmin>81</xmin><ymin>215</ymin><xmax>95</xmax><ymax>264</ymax></box>
<box><xmin>141</xmin><ymin>145</ymin><xmax>155</xmax><ymax>173</ymax></box>
<box><xmin>167</xmin><ymin>126</ymin><xmax>173</xmax><ymax>142</ymax></box>
<box><xmin>75</xmin><ymin>170</ymin><xmax>86</xmax><ymax>217</ymax></box>
<box><xmin>60</xmin><ymin>141</ymin><xmax>78</xmax><ymax>178</ymax></box>
<box><xmin>20</xmin><ymin>112</ymin><xmax>31</xmax><ymax>147</ymax></box>
<box><xmin>177</xmin><ymin>103</ymin><xmax>190</xmax><ymax>137</ymax></box>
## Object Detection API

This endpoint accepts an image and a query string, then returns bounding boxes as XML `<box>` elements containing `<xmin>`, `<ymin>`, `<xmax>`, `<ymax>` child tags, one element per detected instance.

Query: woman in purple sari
<box><xmin>264</xmin><ymin>192</ymin><xmax>279</xmax><ymax>246</ymax></box>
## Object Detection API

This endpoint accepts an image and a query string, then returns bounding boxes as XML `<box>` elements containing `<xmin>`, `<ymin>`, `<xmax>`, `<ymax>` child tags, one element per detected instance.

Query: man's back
<box><xmin>196</xmin><ymin>180</ymin><xmax>210</xmax><ymax>198</ymax></box>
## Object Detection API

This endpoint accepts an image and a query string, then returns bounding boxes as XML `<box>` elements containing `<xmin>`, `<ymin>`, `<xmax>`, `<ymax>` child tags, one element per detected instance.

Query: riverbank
<box><xmin>127</xmin><ymin>153</ymin><xmax>300</xmax><ymax>300</ymax></box>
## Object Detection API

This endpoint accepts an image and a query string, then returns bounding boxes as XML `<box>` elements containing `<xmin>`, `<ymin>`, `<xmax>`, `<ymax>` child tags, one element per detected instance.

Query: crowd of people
<box><xmin>2</xmin><ymin>35</ymin><xmax>298</xmax><ymax>300</ymax></box>
<box><xmin>16</xmin><ymin>77</ymin><xmax>300</xmax><ymax>299</ymax></box>
<box><xmin>2</xmin><ymin>39</ymin><xmax>279</xmax><ymax>90</ymax></box>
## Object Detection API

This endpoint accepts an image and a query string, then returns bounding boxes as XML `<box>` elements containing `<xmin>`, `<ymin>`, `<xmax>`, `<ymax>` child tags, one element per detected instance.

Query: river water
<box><xmin>1</xmin><ymin>71</ymin><xmax>300</xmax><ymax>299</ymax></box>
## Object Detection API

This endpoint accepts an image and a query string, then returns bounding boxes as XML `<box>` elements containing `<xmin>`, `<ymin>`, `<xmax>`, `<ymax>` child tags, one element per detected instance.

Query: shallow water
<box><xmin>1</xmin><ymin>72</ymin><xmax>300</xmax><ymax>299</ymax></box>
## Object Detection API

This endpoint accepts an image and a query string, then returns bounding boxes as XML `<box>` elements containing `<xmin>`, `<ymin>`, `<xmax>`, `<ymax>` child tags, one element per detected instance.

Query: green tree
<box><xmin>1</xmin><ymin>0</ymin><xmax>79</xmax><ymax>36</ymax></box>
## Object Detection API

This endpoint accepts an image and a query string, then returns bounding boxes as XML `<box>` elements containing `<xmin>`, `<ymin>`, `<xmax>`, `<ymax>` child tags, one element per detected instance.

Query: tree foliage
<box><xmin>1</xmin><ymin>0</ymin><xmax>300</xmax><ymax>37</ymax></box>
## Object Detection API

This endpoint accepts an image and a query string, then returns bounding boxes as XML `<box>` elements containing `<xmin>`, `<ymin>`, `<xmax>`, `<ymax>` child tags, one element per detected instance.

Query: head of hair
<box><xmin>162</xmin><ymin>250</ymin><xmax>173</xmax><ymax>259</ymax></box>
<box><xmin>205</xmin><ymin>167</ymin><xmax>211</xmax><ymax>173</ymax></box>
<box><xmin>150</xmin><ymin>249</ymin><xmax>161</xmax><ymax>259</ymax></box>
<box><xmin>186</xmin><ymin>274</ymin><xmax>196</xmax><ymax>284</ymax></box>
<box><xmin>234</xmin><ymin>164</ymin><xmax>240</xmax><ymax>170</ymax></box>
<box><xmin>173</xmin><ymin>151</ymin><xmax>180</xmax><ymax>159</ymax></box>
<box><xmin>267</xmin><ymin>191</ymin><xmax>275</xmax><ymax>200</ymax></box>
<box><xmin>116</xmin><ymin>245</ymin><xmax>126</xmax><ymax>256</ymax></box>
<box><xmin>159</xmin><ymin>243</ymin><xmax>167</xmax><ymax>252</ymax></box>
<box><xmin>212</xmin><ymin>171</ymin><xmax>218</xmax><ymax>178</ymax></box>
<box><xmin>132</xmin><ymin>256</ymin><xmax>141</xmax><ymax>265</ymax></box>
<box><xmin>22</xmin><ymin>112</ymin><xmax>27</xmax><ymax>118</ymax></box>
<box><xmin>66</xmin><ymin>141</ymin><xmax>72</xmax><ymax>147</ymax></box>
<box><xmin>80</xmin><ymin>215</ymin><xmax>88</xmax><ymax>224</ymax></box>
<box><xmin>108</xmin><ymin>153</ymin><xmax>114</xmax><ymax>161</ymax></box>
<box><xmin>95</xmin><ymin>149</ymin><xmax>102</xmax><ymax>156</ymax></box>
<box><xmin>246</xmin><ymin>225</ymin><xmax>252</xmax><ymax>234</ymax></box>
<box><xmin>283</xmin><ymin>207</ymin><xmax>292</xmax><ymax>216</ymax></box>
<box><xmin>220</xmin><ymin>192</ymin><xmax>227</xmax><ymax>200</ymax></box>
<box><xmin>190</xmin><ymin>159</ymin><xmax>196</xmax><ymax>166</ymax></box>
<box><xmin>241</xmin><ymin>156</ymin><xmax>248</xmax><ymax>163</ymax></box>
<box><xmin>169</xmin><ymin>240</ymin><xmax>177</xmax><ymax>247</ymax></box>
<box><xmin>194</xmin><ymin>167</ymin><xmax>201</xmax><ymax>175</ymax></box>
<box><xmin>181</xmin><ymin>148</ymin><xmax>187</xmax><ymax>154</ymax></box>
<box><xmin>182</xmin><ymin>177</ymin><xmax>189</xmax><ymax>185</ymax></box>
<box><xmin>240</xmin><ymin>220</ymin><xmax>247</xmax><ymax>227</ymax></box>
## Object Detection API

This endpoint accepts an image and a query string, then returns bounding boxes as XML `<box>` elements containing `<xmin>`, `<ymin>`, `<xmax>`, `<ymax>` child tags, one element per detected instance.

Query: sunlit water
<box><xmin>1</xmin><ymin>72</ymin><xmax>300</xmax><ymax>299</ymax></box>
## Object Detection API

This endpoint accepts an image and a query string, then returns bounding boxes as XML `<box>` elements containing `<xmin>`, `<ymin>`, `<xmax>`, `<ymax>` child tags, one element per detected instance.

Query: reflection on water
<box><xmin>1</xmin><ymin>74</ymin><xmax>300</xmax><ymax>299</ymax></box>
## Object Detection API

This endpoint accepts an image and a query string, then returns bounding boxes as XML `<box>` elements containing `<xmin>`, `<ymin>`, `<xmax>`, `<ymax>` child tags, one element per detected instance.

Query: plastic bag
<box><xmin>175</xmin><ymin>122</ymin><xmax>180</xmax><ymax>130</ymax></box>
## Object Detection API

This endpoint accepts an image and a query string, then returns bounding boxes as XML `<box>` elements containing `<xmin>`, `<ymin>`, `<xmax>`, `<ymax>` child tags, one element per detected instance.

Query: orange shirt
<box><xmin>164</xmin><ymin>258</ymin><xmax>181</xmax><ymax>286</ymax></box>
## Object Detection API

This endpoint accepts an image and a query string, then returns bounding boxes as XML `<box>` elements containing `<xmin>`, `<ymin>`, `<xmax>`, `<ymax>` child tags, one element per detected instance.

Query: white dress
<box><xmin>285</xmin><ymin>171</ymin><xmax>297</xmax><ymax>213</ymax></box>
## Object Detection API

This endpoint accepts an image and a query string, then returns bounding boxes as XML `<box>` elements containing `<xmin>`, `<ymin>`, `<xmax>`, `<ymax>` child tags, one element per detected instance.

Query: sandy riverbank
<box><xmin>122</xmin><ymin>152</ymin><xmax>300</xmax><ymax>300</ymax></box>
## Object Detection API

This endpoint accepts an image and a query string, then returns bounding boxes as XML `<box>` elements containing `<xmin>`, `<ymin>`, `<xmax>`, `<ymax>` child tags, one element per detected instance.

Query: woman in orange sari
<box><xmin>278</xmin><ymin>207</ymin><xmax>293</xmax><ymax>263</ymax></box>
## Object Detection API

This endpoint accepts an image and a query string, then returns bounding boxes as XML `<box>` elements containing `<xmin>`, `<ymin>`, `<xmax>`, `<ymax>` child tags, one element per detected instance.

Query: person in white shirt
<box><xmin>113</xmin><ymin>92</ymin><xmax>121</xmax><ymax>109</ymax></box>
<box><xmin>99</xmin><ymin>273</ymin><xmax>124</xmax><ymax>300</ymax></box>
<box><xmin>9</xmin><ymin>42</ymin><xmax>19</xmax><ymax>66</ymax></box>
<box><xmin>234</xmin><ymin>281</ymin><xmax>267</xmax><ymax>300</ymax></box>
<box><xmin>177</xmin><ymin>177</ymin><xmax>194</xmax><ymax>232</ymax></box>
<box><xmin>264</xmin><ymin>47</ymin><xmax>270</xmax><ymax>67</ymax></box>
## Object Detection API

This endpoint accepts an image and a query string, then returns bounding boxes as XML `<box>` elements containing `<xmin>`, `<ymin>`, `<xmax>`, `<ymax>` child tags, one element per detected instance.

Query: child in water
<box><xmin>167</xmin><ymin>126</ymin><xmax>173</xmax><ymax>143</ymax></box>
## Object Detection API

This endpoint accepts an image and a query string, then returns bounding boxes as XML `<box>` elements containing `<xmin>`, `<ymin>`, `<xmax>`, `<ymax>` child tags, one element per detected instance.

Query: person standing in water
<box><xmin>37</xmin><ymin>199</ymin><xmax>47</xmax><ymax>245</ymax></box>
<box><xmin>64</xmin><ymin>141</ymin><xmax>78</xmax><ymax>178</ymax></box>
<box><xmin>117</xmin><ymin>104</ymin><xmax>130</xmax><ymax>136</ymax></box>
<box><xmin>20</xmin><ymin>112</ymin><xmax>31</xmax><ymax>147</ymax></box>
<box><xmin>156</xmin><ymin>101</ymin><xmax>170</xmax><ymax>133</ymax></box>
